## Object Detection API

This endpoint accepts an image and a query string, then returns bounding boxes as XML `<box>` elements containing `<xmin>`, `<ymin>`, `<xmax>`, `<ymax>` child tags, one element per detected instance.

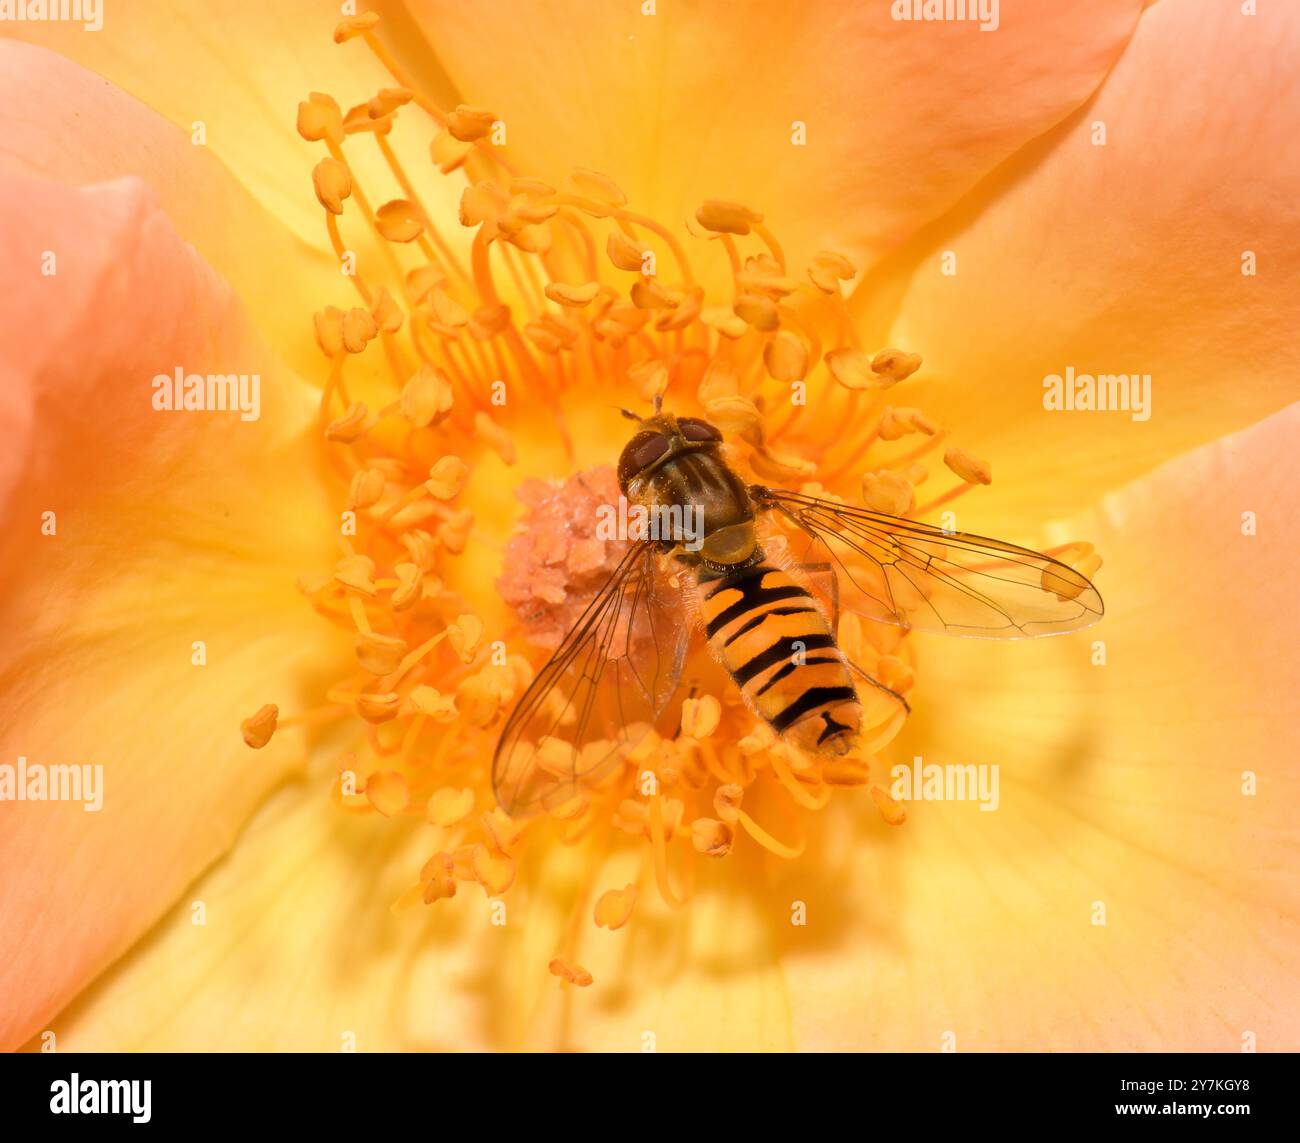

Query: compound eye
<box><xmin>678</xmin><ymin>417</ymin><xmax>722</xmax><ymax>442</ymax></box>
<box><xmin>618</xmin><ymin>430</ymin><xmax>671</xmax><ymax>485</ymax></box>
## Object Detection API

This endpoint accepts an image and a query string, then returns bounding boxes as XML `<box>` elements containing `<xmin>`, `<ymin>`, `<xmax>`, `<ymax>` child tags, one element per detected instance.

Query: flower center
<box><xmin>240</xmin><ymin>12</ymin><xmax>1102</xmax><ymax>988</ymax></box>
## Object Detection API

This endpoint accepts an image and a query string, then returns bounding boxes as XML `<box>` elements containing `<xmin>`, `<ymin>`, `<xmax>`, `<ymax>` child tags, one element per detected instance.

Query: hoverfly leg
<box><xmin>845</xmin><ymin>658</ymin><xmax>912</xmax><ymax>715</ymax></box>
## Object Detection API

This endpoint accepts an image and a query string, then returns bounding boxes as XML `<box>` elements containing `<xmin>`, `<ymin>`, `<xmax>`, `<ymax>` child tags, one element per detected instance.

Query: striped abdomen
<box><xmin>700</xmin><ymin>560</ymin><xmax>861</xmax><ymax>754</ymax></box>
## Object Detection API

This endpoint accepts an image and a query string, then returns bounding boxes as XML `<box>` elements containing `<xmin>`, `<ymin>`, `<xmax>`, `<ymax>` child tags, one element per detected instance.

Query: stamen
<box><xmin>240</xmin><ymin>704</ymin><xmax>279</xmax><ymax>749</ymax></box>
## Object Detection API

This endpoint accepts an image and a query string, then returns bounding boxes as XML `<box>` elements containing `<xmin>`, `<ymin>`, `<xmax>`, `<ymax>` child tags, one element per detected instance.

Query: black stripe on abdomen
<box><xmin>770</xmin><ymin>686</ymin><xmax>858</xmax><ymax>732</ymax></box>
<box><xmin>703</xmin><ymin>568</ymin><xmax>813</xmax><ymax>639</ymax></box>
<box><xmin>732</xmin><ymin>632</ymin><xmax>836</xmax><ymax>686</ymax></box>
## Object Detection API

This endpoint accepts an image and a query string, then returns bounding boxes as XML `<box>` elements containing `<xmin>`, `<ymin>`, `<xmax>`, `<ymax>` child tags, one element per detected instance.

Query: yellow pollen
<box><xmin>543</xmin><ymin>280</ymin><xmax>601</xmax><ymax>307</ymax></box>
<box><xmin>871</xmin><ymin>348</ymin><xmax>923</xmax><ymax>383</ymax></box>
<box><xmin>1041</xmin><ymin>543</ymin><xmax>1102</xmax><ymax>601</ymax></box>
<box><xmin>333</xmin><ymin>12</ymin><xmax>380</xmax><ymax>43</ymax></box>
<box><xmin>296</xmin><ymin>92</ymin><xmax>343</xmax><ymax>145</ymax></box>
<box><xmin>446</xmin><ymin>104</ymin><xmax>497</xmax><ymax>142</ymax></box>
<box><xmin>944</xmin><ymin>446</ymin><xmax>993</xmax><ymax>486</ymax></box>
<box><xmin>714</xmin><ymin>784</ymin><xmax>744</xmax><ymax>823</ymax></box>
<box><xmin>347</xmin><ymin>467</ymin><xmax>386</xmax><ymax>510</ymax></box>
<box><xmin>409</xmin><ymin>684</ymin><xmax>457</xmax><ymax>721</ymax></box>
<box><xmin>368</xmin><ymin>87</ymin><xmax>413</xmax><ymax>118</ymax></box>
<box><xmin>870</xmin><ymin>785</ymin><xmax>908</xmax><ymax>825</ymax></box>
<box><xmin>389</xmin><ymin>563</ymin><xmax>424</xmax><ymax>612</ymax></box>
<box><xmin>473</xmin><ymin>411</ymin><xmax>518</xmax><ymax>464</ymax></box>
<box><xmin>375</xmin><ymin>199</ymin><xmax>424</xmax><ymax>243</ymax></box>
<box><xmin>878</xmin><ymin>406</ymin><xmax>937</xmax><ymax>440</ymax></box>
<box><xmin>825</xmin><ymin>347</ymin><xmax>881</xmax><ymax>391</ymax></box>
<box><xmin>691</xmin><ymin>818</ymin><xmax>734</xmax><ymax>857</ymax></box>
<box><xmin>334</xmin><ymin>554</ymin><xmax>377</xmax><ymax>595</ymax></box>
<box><xmin>593</xmin><ymin>885</ymin><xmax>638</xmax><ymax>930</ymax></box>
<box><xmin>808</xmin><ymin>249</ymin><xmax>856</xmax><ymax>293</ymax></box>
<box><xmin>733</xmin><ymin>294</ymin><xmax>780</xmax><ymax>332</ymax></box>
<box><xmin>702</xmin><ymin>394</ymin><xmax>762</xmax><ymax>436</ymax></box>
<box><xmin>311</xmin><ymin>157</ymin><xmax>353</xmax><ymax>215</ymax></box>
<box><xmin>239</xmin><ymin>703</ymin><xmax>279</xmax><ymax>749</ymax></box>
<box><xmin>695</xmin><ymin>199</ymin><xmax>763</xmax><ymax>236</ymax></box>
<box><xmin>427</xmin><ymin>787</ymin><xmax>475</xmax><ymax>827</ymax></box>
<box><xmin>680</xmin><ymin>694</ymin><xmax>722</xmax><ymax>739</ymax></box>
<box><xmin>366</xmin><ymin>770</ymin><xmax>409</xmax><ymax>817</ymax></box>
<box><xmin>447</xmin><ymin>613</ymin><xmax>484</xmax><ymax>663</ymax></box>
<box><xmin>399</xmin><ymin>364</ymin><xmax>454</xmax><ymax>428</ymax></box>
<box><xmin>420</xmin><ymin>853</ymin><xmax>458</xmax><ymax>902</ymax></box>
<box><xmin>471</xmin><ymin>843</ymin><xmax>516</xmax><ymax>895</ymax></box>
<box><xmin>481</xmin><ymin>807</ymin><xmax>523</xmax><ymax>854</ymax></box>
<box><xmin>357</xmin><ymin>692</ymin><xmax>402</xmax><ymax>724</ymax></box>
<box><xmin>628</xmin><ymin>359</ymin><xmax>669</xmax><ymax>403</ymax></box>
<box><xmin>548</xmin><ymin>959</ymin><xmax>594</xmax><ymax>988</ymax></box>
<box><xmin>425</xmin><ymin>455</ymin><xmax>469</xmax><ymax>500</ymax></box>
<box><xmin>324</xmin><ymin>401</ymin><xmax>371</xmax><ymax>443</ymax></box>
<box><xmin>605</xmin><ymin>230</ymin><xmax>644</xmax><ymax>271</ymax></box>
<box><xmin>356</xmin><ymin>629</ymin><xmax>407</xmax><ymax>676</ymax></box>
<box><xmin>764</xmin><ymin>330</ymin><xmax>809</xmax><ymax>382</ymax></box>
<box><xmin>861</xmin><ymin>469</ymin><xmax>916</xmax><ymax>516</ymax></box>
<box><xmin>341</xmin><ymin>307</ymin><xmax>378</xmax><ymax>353</ymax></box>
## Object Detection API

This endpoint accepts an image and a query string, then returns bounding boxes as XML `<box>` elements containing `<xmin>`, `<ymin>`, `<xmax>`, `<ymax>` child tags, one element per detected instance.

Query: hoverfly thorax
<box><xmin>616</xmin><ymin>414</ymin><xmax>758</xmax><ymax>566</ymax></box>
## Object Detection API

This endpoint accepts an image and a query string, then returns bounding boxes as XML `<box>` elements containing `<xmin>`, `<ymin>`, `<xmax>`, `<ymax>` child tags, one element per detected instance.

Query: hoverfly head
<box><xmin>616</xmin><ymin>414</ymin><xmax>724</xmax><ymax>493</ymax></box>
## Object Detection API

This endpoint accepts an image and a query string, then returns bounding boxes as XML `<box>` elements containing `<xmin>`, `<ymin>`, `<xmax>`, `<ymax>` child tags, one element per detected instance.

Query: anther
<box><xmin>324</xmin><ymin>402</ymin><xmax>371</xmax><ymax>443</ymax></box>
<box><xmin>409</xmin><ymin>685</ymin><xmax>457</xmax><ymax>721</ymax></box>
<box><xmin>594</xmin><ymin>885</ymin><xmax>638</xmax><ymax>929</ymax></box>
<box><xmin>571</xmin><ymin>167</ymin><xmax>627</xmax><ymax>206</ymax></box>
<box><xmin>825</xmin><ymin>347</ymin><xmax>877</xmax><ymax>390</ymax></box>
<box><xmin>544</xmin><ymin>280</ymin><xmax>602</xmax><ymax>307</ymax></box>
<box><xmin>375</xmin><ymin>199</ymin><xmax>424</xmax><ymax>243</ymax></box>
<box><xmin>312</xmin><ymin>157</ymin><xmax>353</xmax><ymax>215</ymax></box>
<box><xmin>447</xmin><ymin>105</ymin><xmax>497</xmax><ymax>142</ymax></box>
<box><xmin>695</xmin><ymin>199</ymin><xmax>763</xmax><ymax>236</ymax></box>
<box><xmin>365</xmin><ymin>770</ymin><xmax>409</xmax><ymax>816</ymax></box>
<box><xmin>691</xmin><ymin>817</ymin><xmax>734</xmax><ymax>857</ymax></box>
<box><xmin>400</xmin><ymin>364</ymin><xmax>454</xmax><ymax>428</ymax></box>
<box><xmin>861</xmin><ymin>470</ymin><xmax>916</xmax><ymax>516</ymax></box>
<box><xmin>871</xmin><ymin>348</ymin><xmax>922</xmax><ymax>384</ymax></box>
<box><xmin>680</xmin><ymin>695</ymin><xmax>721</xmax><ymax>739</ymax></box>
<box><xmin>333</xmin><ymin>12</ymin><xmax>380</xmax><ymax>42</ymax></box>
<box><xmin>764</xmin><ymin>330</ymin><xmax>809</xmax><ymax>382</ymax></box>
<box><xmin>240</xmin><ymin>703</ymin><xmax>279</xmax><ymax>749</ymax></box>
<box><xmin>426</xmin><ymin>456</ymin><xmax>469</xmax><ymax>500</ymax></box>
<box><xmin>348</xmin><ymin>467</ymin><xmax>386</xmax><ymax>510</ymax></box>
<box><xmin>390</xmin><ymin>563</ymin><xmax>424</xmax><ymax>612</ymax></box>
<box><xmin>943</xmin><ymin>446</ymin><xmax>992</xmax><ymax>485</ymax></box>
<box><xmin>548</xmin><ymin>959</ymin><xmax>594</xmax><ymax>987</ymax></box>
<box><xmin>427</xmin><ymin>787</ymin><xmax>475</xmax><ymax>827</ymax></box>
<box><xmin>808</xmin><ymin>250</ymin><xmax>856</xmax><ymax>293</ymax></box>
<box><xmin>296</xmin><ymin>92</ymin><xmax>344</xmax><ymax>145</ymax></box>
<box><xmin>357</xmin><ymin>692</ymin><xmax>402</xmax><ymax>724</ymax></box>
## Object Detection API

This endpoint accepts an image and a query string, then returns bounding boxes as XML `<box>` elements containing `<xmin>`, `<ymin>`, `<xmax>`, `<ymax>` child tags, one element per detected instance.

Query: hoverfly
<box><xmin>493</xmin><ymin>402</ymin><xmax>1103</xmax><ymax>815</ymax></box>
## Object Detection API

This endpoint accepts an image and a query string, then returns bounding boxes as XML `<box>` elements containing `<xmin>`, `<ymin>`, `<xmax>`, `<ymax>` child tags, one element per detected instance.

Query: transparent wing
<box><xmin>493</xmin><ymin>541</ymin><xmax>688</xmax><ymax>816</ymax></box>
<box><xmin>753</xmin><ymin>486</ymin><xmax>1104</xmax><ymax>638</ymax></box>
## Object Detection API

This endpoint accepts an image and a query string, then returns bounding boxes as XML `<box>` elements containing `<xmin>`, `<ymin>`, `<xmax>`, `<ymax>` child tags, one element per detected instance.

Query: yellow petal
<box><xmin>0</xmin><ymin>41</ymin><xmax>331</xmax><ymax>386</ymax></box>
<box><xmin>879</xmin><ymin>2</ymin><xmax>1300</xmax><ymax>526</ymax></box>
<box><xmin>0</xmin><ymin>3</ymin><xmax>462</xmax><ymax>251</ymax></box>
<box><xmin>0</xmin><ymin>169</ymin><xmax>342</xmax><ymax>1049</ymax></box>
<box><xmin>28</xmin><ymin>769</ymin><xmax>794</xmax><ymax>1050</ymax></box>
<box><xmin>779</xmin><ymin>405</ymin><xmax>1300</xmax><ymax>1048</ymax></box>
<box><xmin>406</xmin><ymin>0</ymin><xmax>1142</xmax><ymax>273</ymax></box>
